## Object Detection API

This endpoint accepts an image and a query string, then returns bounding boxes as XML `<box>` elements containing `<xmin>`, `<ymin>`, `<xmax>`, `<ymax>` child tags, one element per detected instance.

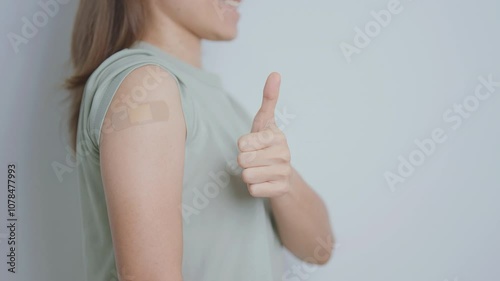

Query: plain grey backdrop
<box><xmin>1</xmin><ymin>0</ymin><xmax>499</xmax><ymax>280</ymax></box>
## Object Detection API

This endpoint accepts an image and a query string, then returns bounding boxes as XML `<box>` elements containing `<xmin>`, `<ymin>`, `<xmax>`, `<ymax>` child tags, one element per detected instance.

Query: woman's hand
<box><xmin>236</xmin><ymin>73</ymin><xmax>334</xmax><ymax>265</ymax></box>
<box><xmin>237</xmin><ymin>72</ymin><xmax>293</xmax><ymax>198</ymax></box>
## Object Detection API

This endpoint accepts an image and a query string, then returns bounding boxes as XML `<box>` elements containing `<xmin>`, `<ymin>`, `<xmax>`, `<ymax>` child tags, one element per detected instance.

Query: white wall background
<box><xmin>1</xmin><ymin>0</ymin><xmax>499</xmax><ymax>281</ymax></box>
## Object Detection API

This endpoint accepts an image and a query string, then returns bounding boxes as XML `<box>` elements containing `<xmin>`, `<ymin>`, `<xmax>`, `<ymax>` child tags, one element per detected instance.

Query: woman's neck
<box><xmin>142</xmin><ymin>13</ymin><xmax>203</xmax><ymax>69</ymax></box>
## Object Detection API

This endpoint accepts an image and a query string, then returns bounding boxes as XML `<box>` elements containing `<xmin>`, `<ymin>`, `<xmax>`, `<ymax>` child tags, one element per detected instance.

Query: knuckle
<box><xmin>238</xmin><ymin>136</ymin><xmax>250</xmax><ymax>151</ymax></box>
<box><xmin>238</xmin><ymin>152</ymin><xmax>256</xmax><ymax>167</ymax></box>
<box><xmin>237</xmin><ymin>153</ymin><xmax>246</xmax><ymax>167</ymax></box>
<box><xmin>241</xmin><ymin>169</ymin><xmax>252</xmax><ymax>183</ymax></box>
<box><xmin>237</xmin><ymin>136</ymin><xmax>245</xmax><ymax>150</ymax></box>
<box><xmin>280</xmin><ymin>147</ymin><xmax>291</xmax><ymax>162</ymax></box>
<box><xmin>248</xmin><ymin>184</ymin><xmax>259</xmax><ymax>197</ymax></box>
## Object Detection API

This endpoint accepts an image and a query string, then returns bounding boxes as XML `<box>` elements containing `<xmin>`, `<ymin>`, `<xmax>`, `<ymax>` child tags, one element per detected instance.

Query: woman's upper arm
<box><xmin>99</xmin><ymin>65</ymin><xmax>185</xmax><ymax>281</ymax></box>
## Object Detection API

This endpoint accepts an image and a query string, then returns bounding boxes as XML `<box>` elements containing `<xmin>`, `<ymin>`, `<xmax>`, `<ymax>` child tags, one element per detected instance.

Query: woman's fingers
<box><xmin>241</xmin><ymin>165</ymin><xmax>292</xmax><ymax>185</ymax></box>
<box><xmin>237</xmin><ymin>145</ymin><xmax>291</xmax><ymax>168</ymax></box>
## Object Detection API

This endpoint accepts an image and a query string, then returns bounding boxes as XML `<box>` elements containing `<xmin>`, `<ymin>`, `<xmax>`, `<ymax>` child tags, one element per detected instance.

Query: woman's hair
<box><xmin>65</xmin><ymin>0</ymin><xmax>148</xmax><ymax>152</ymax></box>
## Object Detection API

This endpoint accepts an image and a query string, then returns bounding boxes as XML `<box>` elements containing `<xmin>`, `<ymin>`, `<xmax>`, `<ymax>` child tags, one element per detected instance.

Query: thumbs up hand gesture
<box><xmin>237</xmin><ymin>72</ymin><xmax>293</xmax><ymax>198</ymax></box>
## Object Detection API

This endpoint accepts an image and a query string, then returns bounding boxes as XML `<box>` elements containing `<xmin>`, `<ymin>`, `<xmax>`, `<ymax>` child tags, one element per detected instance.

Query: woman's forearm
<box><xmin>270</xmin><ymin>167</ymin><xmax>334</xmax><ymax>264</ymax></box>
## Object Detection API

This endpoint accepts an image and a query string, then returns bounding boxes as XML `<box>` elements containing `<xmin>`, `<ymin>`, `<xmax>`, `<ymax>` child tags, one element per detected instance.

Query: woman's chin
<box><xmin>205</xmin><ymin>26</ymin><xmax>239</xmax><ymax>41</ymax></box>
<box><xmin>218</xmin><ymin>29</ymin><xmax>239</xmax><ymax>41</ymax></box>
<box><xmin>209</xmin><ymin>7</ymin><xmax>240</xmax><ymax>40</ymax></box>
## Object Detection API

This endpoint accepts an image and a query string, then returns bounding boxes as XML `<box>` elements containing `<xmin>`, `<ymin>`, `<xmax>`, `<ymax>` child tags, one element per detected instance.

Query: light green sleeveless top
<box><xmin>75</xmin><ymin>41</ymin><xmax>284</xmax><ymax>281</ymax></box>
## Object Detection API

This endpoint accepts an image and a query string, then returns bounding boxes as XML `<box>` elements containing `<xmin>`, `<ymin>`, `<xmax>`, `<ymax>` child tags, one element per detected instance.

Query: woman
<box><xmin>66</xmin><ymin>0</ymin><xmax>334</xmax><ymax>280</ymax></box>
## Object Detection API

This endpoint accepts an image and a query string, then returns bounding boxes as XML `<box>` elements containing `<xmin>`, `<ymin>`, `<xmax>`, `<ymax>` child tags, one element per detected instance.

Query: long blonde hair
<box><xmin>65</xmin><ymin>0</ymin><xmax>148</xmax><ymax>151</ymax></box>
